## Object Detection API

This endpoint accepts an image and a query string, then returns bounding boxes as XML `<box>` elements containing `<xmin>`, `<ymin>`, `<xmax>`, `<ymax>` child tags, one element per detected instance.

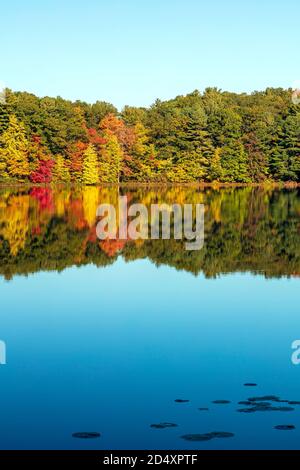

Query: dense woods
<box><xmin>0</xmin><ymin>186</ymin><xmax>299</xmax><ymax>280</ymax></box>
<box><xmin>0</xmin><ymin>87</ymin><xmax>300</xmax><ymax>184</ymax></box>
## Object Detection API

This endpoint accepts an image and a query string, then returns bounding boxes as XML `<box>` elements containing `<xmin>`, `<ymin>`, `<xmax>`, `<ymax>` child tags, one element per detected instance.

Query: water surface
<box><xmin>0</xmin><ymin>186</ymin><xmax>300</xmax><ymax>450</ymax></box>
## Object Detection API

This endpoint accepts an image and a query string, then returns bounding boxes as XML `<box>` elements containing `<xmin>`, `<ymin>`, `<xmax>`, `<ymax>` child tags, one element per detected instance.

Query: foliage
<box><xmin>82</xmin><ymin>144</ymin><xmax>99</xmax><ymax>185</ymax></box>
<box><xmin>0</xmin><ymin>88</ymin><xmax>299</xmax><ymax>183</ymax></box>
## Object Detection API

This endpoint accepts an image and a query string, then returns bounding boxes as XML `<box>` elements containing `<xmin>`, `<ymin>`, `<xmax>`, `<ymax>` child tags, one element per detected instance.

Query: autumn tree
<box><xmin>82</xmin><ymin>144</ymin><xmax>99</xmax><ymax>185</ymax></box>
<box><xmin>99</xmin><ymin>131</ymin><xmax>124</xmax><ymax>183</ymax></box>
<box><xmin>30</xmin><ymin>158</ymin><xmax>54</xmax><ymax>184</ymax></box>
<box><xmin>68</xmin><ymin>141</ymin><xmax>87</xmax><ymax>183</ymax></box>
<box><xmin>52</xmin><ymin>154</ymin><xmax>71</xmax><ymax>183</ymax></box>
<box><xmin>0</xmin><ymin>115</ymin><xmax>30</xmax><ymax>180</ymax></box>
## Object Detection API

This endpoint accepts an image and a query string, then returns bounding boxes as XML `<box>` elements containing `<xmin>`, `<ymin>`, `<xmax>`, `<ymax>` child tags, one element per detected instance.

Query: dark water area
<box><xmin>0</xmin><ymin>186</ymin><xmax>300</xmax><ymax>449</ymax></box>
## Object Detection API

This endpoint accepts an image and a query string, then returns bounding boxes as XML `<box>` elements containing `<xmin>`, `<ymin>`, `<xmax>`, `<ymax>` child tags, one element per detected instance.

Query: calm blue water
<box><xmin>0</xmin><ymin>259</ymin><xmax>300</xmax><ymax>450</ymax></box>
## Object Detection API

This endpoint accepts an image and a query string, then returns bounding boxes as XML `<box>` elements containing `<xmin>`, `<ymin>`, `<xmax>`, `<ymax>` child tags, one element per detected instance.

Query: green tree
<box><xmin>209</xmin><ymin>148</ymin><xmax>224</xmax><ymax>181</ymax></box>
<box><xmin>221</xmin><ymin>142</ymin><xmax>250</xmax><ymax>183</ymax></box>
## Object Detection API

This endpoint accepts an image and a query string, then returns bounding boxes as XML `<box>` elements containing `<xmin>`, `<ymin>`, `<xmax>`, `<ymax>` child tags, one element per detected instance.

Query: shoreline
<box><xmin>0</xmin><ymin>181</ymin><xmax>299</xmax><ymax>190</ymax></box>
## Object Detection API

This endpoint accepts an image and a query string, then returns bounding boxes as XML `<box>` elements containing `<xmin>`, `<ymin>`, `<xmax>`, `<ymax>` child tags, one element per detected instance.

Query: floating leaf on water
<box><xmin>181</xmin><ymin>432</ymin><xmax>234</xmax><ymax>442</ymax></box>
<box><xmin>72</xmin><ymin>432</ymin><xmax>101</xmax><ymax>439</ymax></box>
<box><xmin>274</xmin><ymin>425</ymin><xmax>295</xmax><ymax>431</ymax></box>
<box><xmin>212</xmin><ymin>400</ymin><xmax>231</xmax><ymax>404</ymax></box>
<box><xmin>248</xmin><ymin>396</ymin><xmax>281</xmax><ymax>402</ymax></box>
<box><xmin>237</xmin><ymin>405</ymin><xmax>294</xmax><ymax>413</ymax></box>
<box><xmin>150</xmin><ymin>423</ymin><xmax>178</xmax><ymax>429</ymax></box>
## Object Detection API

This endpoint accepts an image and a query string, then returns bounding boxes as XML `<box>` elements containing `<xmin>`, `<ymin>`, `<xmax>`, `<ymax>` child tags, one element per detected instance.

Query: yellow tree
<box><xmin>82</xmin><ymin>144</ymin><xmax>99</xmax><ymax>185</ymax></box>
<box><xmin>99</xmin><ymin>130</ymin><xmax>123</xmax><ymax>183</ymax></box>
<box><xmin>52</xmin><ymin>154</ymin><xmax>71</xmax><ymax>183</ymax></box>
<box><xmin>0</xmin><ymin>115</ymin><xmax>30</xmax><ymax>181</ymax></box>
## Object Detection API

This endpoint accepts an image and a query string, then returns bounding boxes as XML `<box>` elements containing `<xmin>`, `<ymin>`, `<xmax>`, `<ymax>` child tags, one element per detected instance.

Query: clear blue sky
<box><xmin>1</xmin><ymin>0</ymin><xmax>299</xmax><ymax>109</ymax></box>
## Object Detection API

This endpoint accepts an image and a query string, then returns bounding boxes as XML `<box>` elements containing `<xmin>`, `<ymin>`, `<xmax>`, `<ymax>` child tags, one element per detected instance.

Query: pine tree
<box><xmin>221</xmin><ymin>141</ymin><xmax>250</xmax><ymax>183</ymax></box>
<box><xmin>0</xmin><ymin>115</ymin><xmax>30</xmax><ymax>181</ymax></box>
<box><xmin>82</xmin><ymin>144</ymin><xmax>99</xmax><ymax>185</ymax></box>
<box><xmin>209</xmin><ymin>148</ymin><xmax>224</xmax><ymax>181</ymax></box>
<box><xmin>269</xmin><ymin>147</ymin><xmax>289</xmax><ymax>181</ymax></box>
<box><xmin>0</xmin><ymin>102</ymin><xmax>10</xmax><ymax>136</ymax></box>
<box><xmin>284</xmin><ymin>113</ymin><xmax>300</xmax><ymax>181</ymax></box>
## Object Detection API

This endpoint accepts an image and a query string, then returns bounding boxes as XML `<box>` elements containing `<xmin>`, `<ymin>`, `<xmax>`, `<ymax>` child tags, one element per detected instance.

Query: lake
<box><xmin>0</xmin><ymin>186</ymin><xmax>300</xmax><ymax>450</ymax></box>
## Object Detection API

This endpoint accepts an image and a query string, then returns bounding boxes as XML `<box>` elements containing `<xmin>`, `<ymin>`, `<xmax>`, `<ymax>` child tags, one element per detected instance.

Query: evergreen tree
<box><xmin>221</xmin><ymin>141</ymin><xmax>250</xmax><ymax>183</ymax></box>
<box><xmin>209</xmin><ymin>148</ymin><xmax>224</xmax><ymax>181</ymax></box>
<box><xmin>284</xmin><ymin>112</ymin><xmax>300</xmax><ymax>181</ymax></box>
<box><xmin>82</xmin><ymin>144</ymin><xmax>99</xmax><ymax>185</ymax></box>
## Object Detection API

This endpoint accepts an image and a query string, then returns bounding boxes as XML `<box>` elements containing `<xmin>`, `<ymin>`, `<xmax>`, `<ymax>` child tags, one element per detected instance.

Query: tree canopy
<box><xmin>0</xmin><ymin>87</ymin><xmax>299</xmax><ymax>183</ymax></box>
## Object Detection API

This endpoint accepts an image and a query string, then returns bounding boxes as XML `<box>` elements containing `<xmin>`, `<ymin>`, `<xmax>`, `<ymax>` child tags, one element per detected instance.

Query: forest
<box><xmin>0</xmin><ymin>87</ymin><xmax>300</xmax><ymax>184</ymax></box>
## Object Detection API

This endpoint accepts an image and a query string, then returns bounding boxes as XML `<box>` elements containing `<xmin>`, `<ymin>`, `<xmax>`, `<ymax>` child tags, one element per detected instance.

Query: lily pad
<box><xmin>274</xmin><ymin>425</ymin><xmax>295</xmax><ymax>431</ymax></box>
<box><xmin>238</xmin><ymin>405</ymin><xmax>294</xmax><ymax>413</ymax></box>
<box><xmin>181</xmin><ymin>432</ymin><xmax>234</xmax><ymax>442</ymax></box>
<box><xmin>248</xmin><ymin>396</ymin><xmax>281</xmax><ymax>402</ymax></box>
<box><xmin>151</xmin><ymin>423</ymin><xmax>178</xmax><ymax>429</ymax></box>
<box><xmin>72</xmin><ymin>432</ymin><xmax>101</xmax><ymax>439</ymax></box>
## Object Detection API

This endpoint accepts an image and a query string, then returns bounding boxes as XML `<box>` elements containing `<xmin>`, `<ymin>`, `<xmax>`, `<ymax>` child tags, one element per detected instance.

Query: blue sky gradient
<box><xmin>1</xmin><ymin>0</ymin><xmax>299</xmax><ymax>109</ymax></box>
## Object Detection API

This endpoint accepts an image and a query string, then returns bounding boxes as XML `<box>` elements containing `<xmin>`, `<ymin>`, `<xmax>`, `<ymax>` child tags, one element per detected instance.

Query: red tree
<box><xmin>30</xmin><ymin>158</ymin><xmax>54</xmax><ymax>183</ymax></box>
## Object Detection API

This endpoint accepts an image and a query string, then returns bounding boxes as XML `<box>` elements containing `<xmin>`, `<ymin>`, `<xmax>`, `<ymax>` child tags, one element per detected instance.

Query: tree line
<box><xmin>0</xmin><ymin>87</ymin><xmax>299</xmax><ymax>184</ymax></box>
